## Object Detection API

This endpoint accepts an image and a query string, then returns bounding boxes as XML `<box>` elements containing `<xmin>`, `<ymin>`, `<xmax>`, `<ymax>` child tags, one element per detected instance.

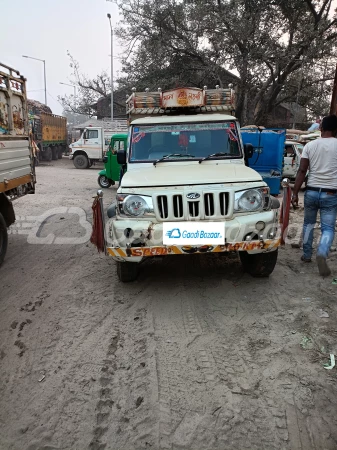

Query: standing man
<box><xmin>292</xmin><ymin>115</ymin><xmax>337</xmax><ymax>276</ymax></box>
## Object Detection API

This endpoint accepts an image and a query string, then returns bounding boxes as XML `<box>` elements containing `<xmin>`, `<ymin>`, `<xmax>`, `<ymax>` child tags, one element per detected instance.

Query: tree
<box><xmin>115</xmin><ymin>0</ymin><xmax>337</xmax><ymax>125</ymax></box>
<box><xmin>58</xmin><ymin>53</ymin><xmax>113</xmax><ymax>116</ymax></box>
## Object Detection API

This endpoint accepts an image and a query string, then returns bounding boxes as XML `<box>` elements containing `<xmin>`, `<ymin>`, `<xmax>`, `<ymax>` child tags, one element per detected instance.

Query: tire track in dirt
<box><xmin>151</xmin><ymin>259</ymin><xmax>224</xmax><ymax>449</ymax></box>
<box><xmin>99</xmin><ymin>304</ymin><xmax>160</xmax><ymax>450</ymax></box>
<box><xmin>89</xmin><ymin>334</ymin><xmax>119</xmax><ymax>450</ymax></box>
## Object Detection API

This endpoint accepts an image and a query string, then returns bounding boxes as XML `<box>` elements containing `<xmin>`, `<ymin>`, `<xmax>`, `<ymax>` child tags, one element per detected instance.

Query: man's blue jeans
<box><xmin>303</xmin><ymin>190</ymin><xmax>337</xmax><ymax>260</ymax></box>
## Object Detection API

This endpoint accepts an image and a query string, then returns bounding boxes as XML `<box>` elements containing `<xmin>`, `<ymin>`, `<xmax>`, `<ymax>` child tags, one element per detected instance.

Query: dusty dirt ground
<box><xmin>1</xmin><ymin>158</ymin><xmax>337</xmax><ymax>450</ymax></box>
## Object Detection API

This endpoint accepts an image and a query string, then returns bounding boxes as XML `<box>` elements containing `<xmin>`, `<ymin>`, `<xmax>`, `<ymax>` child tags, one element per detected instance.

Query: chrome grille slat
<box><xmin>173</xmin><ymin>195</ymin><xmax>183</xmax><ymax>218</ymax></box>
<box><xmin>157</xmin><ymin>195</ymin><xmax>168</xmax><ymax>219</ymax></box>
<box><xmin>204</xmin><ymin>193</ymin><xmax>214</xmax><ymax>217</ymax></box>
<box><xmin>188</xmin><ymin>201</ymin><xmax>199</xmax><ymax>218</ymax></box>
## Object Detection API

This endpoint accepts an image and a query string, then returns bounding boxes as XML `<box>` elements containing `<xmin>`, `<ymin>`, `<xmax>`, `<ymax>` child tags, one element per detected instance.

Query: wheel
<box><xmin>73</xmin><ymin>154</ymin><xmax>89</xmax><ymax>169</ymax></box>
<box><xmin>0</xmin><ymin>213</ymin><xmax>8</xmax><ymax>267</ymax></box>
<box><xmin>239</xmin><ymin>249</ymin><xmax>278</xmax><ymax>277</ymax></box>
<box><xmin>45</xmin><ymin>147</ymin><xmax>52</xmax><ymax>162</ymax></box>
<box><xmin>98</xmin><ymin>175</ymin><xmax>112</xmax><ymax>188</ymax></box>
<box><xmin>117</xmin><ymin>261</ymin><xmax>139</xmax><ymax>282</ymax></box>
<box><xmin>51</xmin><ymin>147</ymin><xmax>58</xmax><ymax>160</ymax></box>
<box><xmin>58</xmin><ymin>146</ymin><xmax>63</xmax><ymax>159</ymax></box>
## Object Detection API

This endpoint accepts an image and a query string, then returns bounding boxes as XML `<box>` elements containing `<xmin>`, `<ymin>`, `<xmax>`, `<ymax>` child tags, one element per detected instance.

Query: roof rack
<box><xmin>126</xmin><ymin>86</ymin><xmax>236</xmax><ymax>116</ymax></box>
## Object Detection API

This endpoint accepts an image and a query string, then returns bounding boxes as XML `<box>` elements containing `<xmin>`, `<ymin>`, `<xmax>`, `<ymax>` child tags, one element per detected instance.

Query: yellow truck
<box><xmin>0</xmin><ymin>63</ymin><xmax>35</xmax><ymax>265</ymax></box>
<box><xmin>29</xmin><ymin>111</ymin><xmax>67</xmax><ymax>161</ymax></box>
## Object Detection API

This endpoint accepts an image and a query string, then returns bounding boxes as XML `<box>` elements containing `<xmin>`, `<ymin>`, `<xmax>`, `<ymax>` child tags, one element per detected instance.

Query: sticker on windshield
<box><xmin>189</xmin><ymin>135</ymin><xmax>196</xmax><ymax>143</ymax></box>
<box><xmin>132</xmin><ymin>131</ymin><xmax>145</xmax><ymax>143</ymax></box>
<box><xmin>226</xmin><ymin>129</ymin><xmax>238</xmax><ymax>141</ymax></box>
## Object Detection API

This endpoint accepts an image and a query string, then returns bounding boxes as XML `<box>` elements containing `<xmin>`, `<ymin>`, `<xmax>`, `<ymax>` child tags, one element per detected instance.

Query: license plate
<box><xmin>163</xmin><ymin>222</ymin><xmax>225</xmax><ymax>245</ymax></box>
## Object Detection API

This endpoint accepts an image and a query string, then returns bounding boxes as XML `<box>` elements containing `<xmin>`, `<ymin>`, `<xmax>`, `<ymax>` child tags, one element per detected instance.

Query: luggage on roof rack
<box><xmin>126</xmin><ymin>86</ymin><xmax>236</xmax><ymax>116</ymax></box>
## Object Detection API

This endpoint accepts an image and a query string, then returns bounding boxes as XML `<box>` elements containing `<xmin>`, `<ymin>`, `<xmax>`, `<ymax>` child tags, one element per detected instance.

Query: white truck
<box><xmin>69</xmin><ymin>119</ymin><xmax>127</xmax><ymax>169</ymax></box>
<box><xmin>97</xmin><ymin>87</ymin><xmax>281</xmax><ymax>282</ymax></box>
<box><xmin>0</xmin><ymin>63</ymin><xmax>35</xmax><ymax>265</ymax></box>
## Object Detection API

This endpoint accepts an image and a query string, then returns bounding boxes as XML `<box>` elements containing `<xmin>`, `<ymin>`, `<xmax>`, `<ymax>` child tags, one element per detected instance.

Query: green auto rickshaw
<box><xmin>98</xmin><ymin>133</ymin><xmax>128</xmax><ymax>188</ymax></box>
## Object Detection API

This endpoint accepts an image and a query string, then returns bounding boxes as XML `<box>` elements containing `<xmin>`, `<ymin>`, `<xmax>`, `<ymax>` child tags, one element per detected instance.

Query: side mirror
<box><xmin>117</xmin><ymin>148</ymin><xmax>126</xmax><ymax>165</ymax></box>
<box><xmin>244</xmin><ymin>143</ymin><xmax>254</xmax><ymax>159</ymax></box>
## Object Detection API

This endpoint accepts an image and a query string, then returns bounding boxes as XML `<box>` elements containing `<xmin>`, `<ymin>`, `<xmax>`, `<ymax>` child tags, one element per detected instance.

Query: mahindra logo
<box><xmin>186</xmin><ymin>193</ymin><xmax>200</xmax><ymax>199</ymax></box>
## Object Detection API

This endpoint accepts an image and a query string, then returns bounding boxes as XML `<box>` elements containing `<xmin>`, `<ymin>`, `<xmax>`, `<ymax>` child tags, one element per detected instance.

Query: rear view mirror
<box><xmin>117</xmin><ymin>148</ymin><xmax>126</xmax><ymax>165</ymax></box>
<box><xmin>244</xmin><ymin>143</ymin><xmax>254</xmax><ymax>159</ymax></box>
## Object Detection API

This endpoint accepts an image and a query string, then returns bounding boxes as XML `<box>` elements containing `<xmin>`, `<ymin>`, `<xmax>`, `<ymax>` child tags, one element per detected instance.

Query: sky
<box><xmin>0</xmin><ymin>0</ymin><xmax>123</xmax><ymax>115</ymax></box>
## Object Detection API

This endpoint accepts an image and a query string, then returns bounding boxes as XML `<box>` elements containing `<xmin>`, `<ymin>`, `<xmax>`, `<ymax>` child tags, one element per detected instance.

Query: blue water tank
<box><xmin>241</xmin><ymin>128</ymin><xmax>286</xmax><ymax>195</ymax></box>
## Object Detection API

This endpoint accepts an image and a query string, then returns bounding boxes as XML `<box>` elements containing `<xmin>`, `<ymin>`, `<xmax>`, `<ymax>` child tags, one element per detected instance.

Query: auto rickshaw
<box><xmin>97</xmin><ymin>133</ymin><xmax>128</xmax><ymax>188</ymax></box>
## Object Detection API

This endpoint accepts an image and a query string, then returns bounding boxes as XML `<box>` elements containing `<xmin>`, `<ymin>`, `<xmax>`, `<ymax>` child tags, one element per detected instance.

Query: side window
<box><xmin>112</xmin><ymin>140</ymin><xmax>125</xmax><ymax>153</ymax></box>
<box><xmin>87</xmin><ymin>129</ymin><xmax>98</xmax><ymax>140</ymax></box>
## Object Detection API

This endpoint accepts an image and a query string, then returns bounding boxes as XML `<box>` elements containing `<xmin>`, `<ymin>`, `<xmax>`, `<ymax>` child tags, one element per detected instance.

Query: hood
<box><xmin>121</xmin><ymin>162</ymin><xmax>262</xmax><ymax>188</ymax></box>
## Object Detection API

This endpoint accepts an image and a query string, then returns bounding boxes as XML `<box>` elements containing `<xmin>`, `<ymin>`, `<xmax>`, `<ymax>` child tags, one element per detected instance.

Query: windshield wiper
<box><xmin>153</xmin><ymin>153</ymin><xmax>195</xmax><ymax>166</ymax></box>
<box><xmin>199</xmin><ymin>152</ymin><xmax>229</xmax><ymax>164</ymax></box>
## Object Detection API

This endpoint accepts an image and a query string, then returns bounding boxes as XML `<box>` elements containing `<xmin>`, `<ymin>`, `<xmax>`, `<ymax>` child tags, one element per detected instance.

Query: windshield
<box><xmin>129</xmin><ymin>121</ymin><xmax>242</xmax><ymax>162</ymax></box>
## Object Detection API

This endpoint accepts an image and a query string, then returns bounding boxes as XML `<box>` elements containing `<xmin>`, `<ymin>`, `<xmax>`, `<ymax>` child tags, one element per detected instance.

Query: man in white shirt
<box><xmin>292</xmin><ymin>115</ymin><xmax>337</xmax><ymax>276</ymax></box>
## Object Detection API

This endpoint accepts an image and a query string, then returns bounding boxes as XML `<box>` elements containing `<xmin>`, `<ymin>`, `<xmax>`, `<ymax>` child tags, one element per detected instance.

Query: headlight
<box><xmin>234</xmin><ymin>187</ymin><xmax>270</xmax><ymax>212</ymax></box>
<box><xmin>117</xmin><ymin>194</ymin><xmax>154</xmax><ymax>217</ymax></box>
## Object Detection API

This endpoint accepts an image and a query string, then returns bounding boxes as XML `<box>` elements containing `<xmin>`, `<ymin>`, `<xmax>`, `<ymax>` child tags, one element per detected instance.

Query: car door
<box><xmin>109</xmin><ymin>138</ymin><xmax>126</xmax><ymax>181</ymax></box>
<box><xmin>83</xmin><ymin>128</ymin><xmax>101</xmax><ymax>159</ymax></box>
<box><xmin>283</xmin><ymin>144</ymin><xmax>297</xmax><ymax>178</ymax></box>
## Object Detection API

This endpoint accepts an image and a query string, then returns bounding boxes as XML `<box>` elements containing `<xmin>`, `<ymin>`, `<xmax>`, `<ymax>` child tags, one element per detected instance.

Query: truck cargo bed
<box><xmin>0</xmin><ymin>139</ymin><xmax>32</xmax><ymax>192</ymax></box>
<box><xmin>0</xmin><ymin>63</ymin><xmax>35</xmax><ymax>197</ymax></box>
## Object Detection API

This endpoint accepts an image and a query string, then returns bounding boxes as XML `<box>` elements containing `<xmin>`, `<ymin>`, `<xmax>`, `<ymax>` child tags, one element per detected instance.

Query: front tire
<box><xmin>239</xmin><ymin>249</ymin><xmax>278</xmax><ymax>277</ymax></box>
<box><xmin>117</xmin><ymin>261</ymin><xmax>139</xmax><ymax>282</ymax></box>
<box><xmin>73</xmin><ymin>154</ymin><xmax>89</xmax><ymax>169</ymax></box>
<box><xmin>98</xmin><ymin>175</ymin><xmax>113</xmax><ymax>189</ymax></box>
<box><xmin>0</xmin><ymin>213</ymin><xmax>8</xmax><ymax>267</ymax></box>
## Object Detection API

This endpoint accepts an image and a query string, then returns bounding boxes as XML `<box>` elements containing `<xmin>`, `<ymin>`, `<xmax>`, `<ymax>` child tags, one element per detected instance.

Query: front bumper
<box><xmin>107</xmin><ymin>210</ymin><xmax>279</xmax><ymax>262</ymax></box>
<box><xmin>108</xmin><ymin>239</ymin><xmax>280</xmax><ymax>260</ymax></box>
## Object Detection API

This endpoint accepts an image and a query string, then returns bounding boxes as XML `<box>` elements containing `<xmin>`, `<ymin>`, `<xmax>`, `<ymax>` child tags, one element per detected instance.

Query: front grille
<box><xmin>157</xmin><ymin>195</ymin><xmax>168</xmax><ymax>219</ymax></box>
<box><xmin>155</xmin><ymin>191</ymin><xmax>230</xmax><ymax>220</ymax></box>
<box><xmin>173</xmin><ymin>195</ymin><xmax>183</xmax><ymax>218</ymax></box>
<box><xmin>219</xmin><ymin>192</ymin><xmax>229</xmax><ymax>216</ymax></box>
<box><xmin>188</xmin><ymin>201</ymin><xmax>199</xmax><ymax>218</ymax></box>
<box><xmin>204</xmin><ymin>193</ymin><xmax>215</xmax><ymax>217</ymax></box>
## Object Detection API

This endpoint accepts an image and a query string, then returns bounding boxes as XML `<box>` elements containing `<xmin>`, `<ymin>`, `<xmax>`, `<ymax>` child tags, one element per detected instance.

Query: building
<box><xmin>91</xmin><ymin>90</ymin><xmax>127</xmax><ymax>120</ymax></box>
